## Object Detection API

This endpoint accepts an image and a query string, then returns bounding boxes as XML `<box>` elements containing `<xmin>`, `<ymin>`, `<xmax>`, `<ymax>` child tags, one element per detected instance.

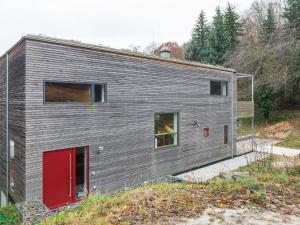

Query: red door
<box><xmin>43</xmin><ymin>148</ymin><xmax>75</xmax><ymax>209</ymax></box>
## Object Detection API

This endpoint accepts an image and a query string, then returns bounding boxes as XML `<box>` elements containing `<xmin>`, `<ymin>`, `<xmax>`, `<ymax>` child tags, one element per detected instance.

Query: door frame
<box><xmin>42</xmin><ymin>146</ymin><xmax>89</xmax><ymax>209</ymax></box>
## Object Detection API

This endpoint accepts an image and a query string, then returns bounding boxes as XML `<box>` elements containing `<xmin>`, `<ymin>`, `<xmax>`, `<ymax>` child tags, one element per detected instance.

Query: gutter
<box><xmin>231</xmin><ymin>73</ymin><xmax>235</xmax><ymax>158</ymax></box>
<box><xmin>5</xmin><ymin>53</ymin><xmax>9</xmax><ymax>205</ymax></box>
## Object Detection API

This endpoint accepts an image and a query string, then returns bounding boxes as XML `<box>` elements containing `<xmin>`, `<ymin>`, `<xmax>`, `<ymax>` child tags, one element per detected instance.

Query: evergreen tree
<box><xmin>224</xmin><ymin>3</ymin><xmax>243</xmax><ymax>49</ymax></box>
<box><xmin>262</xmin><ymin>3</ymin><xmax>276</xmax><ymax>43</ymax></box>
<box><xmin>204</xmin><ymin>6</ymin><xmax>227</xmax><ymax>64</ymax></box>
<box><xmin>185</xmin><ymin>40</ymin><xmax>200</xmax><ymax>61</ymax></box>
<box><xmin>192</xmin><ymin>10</ymin><xmax>209</xmax><ymax>50</ymax></box>
<box><xmin>283</xmin><ymin>0</ymin><xmax>300</xmax><ymax>39</ymax></box>
<box><xmin>185</xmin><ymin>10</ymin><xmax>209</xmax><ymax>61</ymax></box>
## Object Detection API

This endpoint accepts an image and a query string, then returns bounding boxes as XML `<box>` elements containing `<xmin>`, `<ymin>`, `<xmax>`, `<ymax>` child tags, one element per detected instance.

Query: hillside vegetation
<box><xmin>40</xmin><ymin>155</ymin><xmax>300</xmax><ymax>225</ymax></box>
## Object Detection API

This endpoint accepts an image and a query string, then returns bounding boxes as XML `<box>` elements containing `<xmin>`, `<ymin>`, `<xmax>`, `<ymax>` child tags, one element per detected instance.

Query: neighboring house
<box><xmin>0</xmin><ymin>35</ymin><xmax>254</xmax><ymax>209</ymax></box>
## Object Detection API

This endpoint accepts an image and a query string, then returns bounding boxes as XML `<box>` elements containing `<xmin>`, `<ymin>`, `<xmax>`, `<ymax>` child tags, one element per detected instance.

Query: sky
<box><xmin>0</xmin><ymin>0</ymin><xmax>253</xmax><ymax>55</ymax></box>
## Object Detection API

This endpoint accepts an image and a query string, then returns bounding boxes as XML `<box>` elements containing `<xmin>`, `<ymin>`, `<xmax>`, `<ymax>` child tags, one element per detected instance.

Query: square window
<box><xmin>204</xmin><ymin>128</ymin><xmax>210</xmax><ymax>137</ymax></box>
<box><xmin>210</xmin><ymin>81</ymin><xmax>228</xmax><ymax>96</ymax></box>
<box><xmin>155</xmin><ymin>113</ymin><xmax>178</xmax><ymax>149</ymax></box>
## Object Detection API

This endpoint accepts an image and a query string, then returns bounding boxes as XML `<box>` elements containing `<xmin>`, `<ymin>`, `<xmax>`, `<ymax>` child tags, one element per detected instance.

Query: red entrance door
<box><xmin>43</xmin><ymin>148</ymin><xmax>75</xmax><ymax>209</ymax></box>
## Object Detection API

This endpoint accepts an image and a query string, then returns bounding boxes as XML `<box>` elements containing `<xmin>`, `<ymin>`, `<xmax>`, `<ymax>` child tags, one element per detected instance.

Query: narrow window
<box><xmin>9</xmin><ymin>140</ymin><xmax>15</xmax><ymax>191</ymax></box>
<box><xmin>76</xmin><ymin>146</ymin><xmax>88</xmax><ymax>199</ymax></box>
<box><xmin>155</xmin><ymin>113</ymin><xmax>178</xmax><ymax>149</ymax></box>
<box><xmin>204</xmin><ymin>128</ymin><xmax>210</xmax><ymax>137</ymax></box>
<box><xmin>210</xmin><ymin>81</ymin><xmax>228</xmax><ymax>96</ymax></box>
<box><xmin>224</xmin><ymin>125</ymin><xmax>229</xmax><ymax>144</ymax></box>
<box><xmin>94</xmin><ymin>84</ymin><xmax>106</xmax><ymax>103</ymax></box>
<box><xmin>45</xmin><ymin>82</ymin><xmax>91</xmax><ymax>103</ymax></box>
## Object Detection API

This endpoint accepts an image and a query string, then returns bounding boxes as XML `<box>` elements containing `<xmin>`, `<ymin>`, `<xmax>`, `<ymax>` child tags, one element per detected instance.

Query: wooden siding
<box><xmin>0</xmin><ymin>42</ymin><xmax>26</xmax><ymax>203</ymax></box>
<box><xmin>237</xmin><ymin>101</ymin><xmax>254</xmax><ymax>118</ymax></box>
<box><xmin>22</xmin><ymin>39</ymin><xmax>237</xmax><ymax>201</ymax></box>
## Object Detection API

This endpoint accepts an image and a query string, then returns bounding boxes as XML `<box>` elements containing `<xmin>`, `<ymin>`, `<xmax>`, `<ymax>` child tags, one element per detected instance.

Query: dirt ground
<box><xmin>179</xmin><ymin>207</ymin><xmax>300</xmax><ymax>225</ymax></box>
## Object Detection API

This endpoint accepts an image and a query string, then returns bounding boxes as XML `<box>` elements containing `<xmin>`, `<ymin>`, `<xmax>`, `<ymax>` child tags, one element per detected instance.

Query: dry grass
<box><xmin>40</xmin><ymin>155</ymin><xmax>300</xmax><ymax>225</ymax></box>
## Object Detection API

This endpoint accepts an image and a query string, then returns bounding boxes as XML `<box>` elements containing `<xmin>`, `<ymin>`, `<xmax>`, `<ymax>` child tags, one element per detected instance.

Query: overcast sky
<box><xmin>0</xmin><ymin>0</ymin><xmax>253</xmax><ymax>55</ymax></box>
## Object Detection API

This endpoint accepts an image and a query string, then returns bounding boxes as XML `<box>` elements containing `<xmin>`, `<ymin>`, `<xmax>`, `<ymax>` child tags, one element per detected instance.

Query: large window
<box><xmin>155</xmin><ymin>113</ymin><xmax>178</xmax><ymax>149</ymax></box>
<box><xmin>210</xmin><ymin>81</ymin><xmax>228</xmax><ymax>96</ymax></box>
<box><xmin>44</xmin><ymin>82</ymin><xmax>106</xmax><ymax>103</ymax></box>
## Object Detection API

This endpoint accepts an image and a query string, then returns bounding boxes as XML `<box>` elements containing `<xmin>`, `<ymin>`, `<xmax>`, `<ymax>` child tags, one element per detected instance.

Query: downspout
<box><xmin>231</xmin><ymin>72</ymin><xmax>235</xmax><ymax>158</ymax></box>
<box><xmin>251</xmin><ymin>75</ymin><xmax>255</xmax><ymax>151</ymax></box>
<box><xmin>5</xmin><ymin>53</ymin><xmax>9</xmax><ymax>205</ymax></box>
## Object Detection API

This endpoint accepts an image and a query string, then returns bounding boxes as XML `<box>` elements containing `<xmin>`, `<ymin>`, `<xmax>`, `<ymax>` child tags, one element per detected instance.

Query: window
<box><xmin>210</xmin><ymin>81</ymin><xmax>228</xmax><ymax>96</ymax></box>
<box><xmin>204</xmin><ymin>128</ymin><xmax>210</xmax><ymax>137</ymax></box>
<box><xmin>94</xmin><ymin>84</ymin><xmax>106</xmax><ymax>103</ymax></box>
<box><xmin>224</xmin><ymin>125</ymin><xmax>229</xmax><ymax>144</ymax></box>
<box><xmin>9</xmin><ymin>140</ymin><xmax>15</xmax><ymax>191</ymax></box>
<box><xmin>155</xmin><ymin>113</ymin><xmax>178</xmax><ymax>148</ymax></box>
<box><xmin>44</xmin><ymin>82</ymin><xmax>106</xmax><ymax>103</ymax></box>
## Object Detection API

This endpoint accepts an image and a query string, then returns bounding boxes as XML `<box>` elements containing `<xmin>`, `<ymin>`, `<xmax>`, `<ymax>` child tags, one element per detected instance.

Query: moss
<box><xmin>0</xmin><ymin>205</ymin><xmax>20</xmax><ymax>225</ymax></box>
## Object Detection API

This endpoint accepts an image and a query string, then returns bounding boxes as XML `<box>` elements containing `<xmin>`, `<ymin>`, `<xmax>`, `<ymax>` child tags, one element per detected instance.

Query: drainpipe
<box><xmin>231</xmin><ymin>73</ymin><xmax>234</xmax><ymax>158</ymax></box>
<box><xmin>251</xmin><ymin>75</ymin><xmax>255</xmax><ymax>151</ymax></box>
<box><xmin>5</xmin><ymin>53</ymin><xmax>9</xmax><ymax>205</ymax></box>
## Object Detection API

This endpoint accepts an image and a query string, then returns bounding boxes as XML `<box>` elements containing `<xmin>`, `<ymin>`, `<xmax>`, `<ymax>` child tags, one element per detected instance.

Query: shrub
<box><xmin>0</xmin><ymin>205</ymin><xmax>20</xmax><ymax>225</ymax></box>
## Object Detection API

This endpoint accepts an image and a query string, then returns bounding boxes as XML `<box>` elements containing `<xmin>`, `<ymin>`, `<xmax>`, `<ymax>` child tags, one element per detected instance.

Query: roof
<box><xmin>4</xmin><ymin>34</ymin><xmax>236</xmax><ymax>73</ymax></box>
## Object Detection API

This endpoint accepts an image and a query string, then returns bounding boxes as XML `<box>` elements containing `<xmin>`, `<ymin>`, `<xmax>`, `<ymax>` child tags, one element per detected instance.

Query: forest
<box><xmin>145</xmin><ymin>0</ymin><xmax>300</xmax><ymax>120</ymax></box>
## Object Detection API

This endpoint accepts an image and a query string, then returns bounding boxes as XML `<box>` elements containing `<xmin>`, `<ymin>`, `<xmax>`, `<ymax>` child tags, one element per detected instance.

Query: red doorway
<box><xmin>43</xmin><ymin>146</ymin><xmax>89</xmax><ymax>209</ymax></box>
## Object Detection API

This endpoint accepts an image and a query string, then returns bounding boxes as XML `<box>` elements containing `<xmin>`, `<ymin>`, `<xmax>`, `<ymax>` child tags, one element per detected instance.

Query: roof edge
<box><xmin>23</xmin><ymin>34</ymin><xmax>235</xmax><ymax>73</ymax></box>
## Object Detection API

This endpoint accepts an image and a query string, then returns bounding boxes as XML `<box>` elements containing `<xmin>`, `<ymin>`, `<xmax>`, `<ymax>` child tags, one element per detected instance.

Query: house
<box><xmin>0</xmin><ymin>35</ymin><xmax>254</xmax><ymax>209</ymax></box>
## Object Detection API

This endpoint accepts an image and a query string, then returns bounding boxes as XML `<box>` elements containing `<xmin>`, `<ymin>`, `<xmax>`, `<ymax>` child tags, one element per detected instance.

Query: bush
<box><xmin>0</xmin><ymin>205</ymin><xmax>20</xmax><ymax>225</ymax></box>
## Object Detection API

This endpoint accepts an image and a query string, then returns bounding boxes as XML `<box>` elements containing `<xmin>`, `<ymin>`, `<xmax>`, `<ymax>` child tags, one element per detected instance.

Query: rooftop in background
<box><xmin>3</xmin><ymin>34</ymin><xmax>235</xmax><ymax>74</ymax></box>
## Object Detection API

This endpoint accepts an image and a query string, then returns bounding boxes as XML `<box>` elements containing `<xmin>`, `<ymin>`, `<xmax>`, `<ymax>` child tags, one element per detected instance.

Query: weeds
<box><xmin>41</xmin><ymin>155</ymin><xmax>300</xmax><ymax>225</ymax></box>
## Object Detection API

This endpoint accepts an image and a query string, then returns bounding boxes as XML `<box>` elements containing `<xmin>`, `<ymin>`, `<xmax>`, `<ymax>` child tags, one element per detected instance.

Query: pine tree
<box><xmin>204</xmin><ymin>6</ymin><xmax>227</xmax><ymax>64</ymax></box>
<box><xmin>185</xmin><ymin>10</ymin><xmax>209</xmax><ymax>61</ymax></box>
<box><xmin>262</xmin><ymin>3</ymin><xmax>276</xmax><ymax>43</ymax></box>
<box><xmin>192</xmin><ymin>10</ymin><xmax>209</xmax><ymax>50</ymax></box>
<box><xmin>185</xmin><ymin>40</ymin><xmax>200</xmax><ymax>61</ymax></box>
<box><xmin>283</xmin><ymin>0</ymin><xmax>300</xmax><ymax>39</ymax></box>
<box><xmin>224</xmin><ymin>3</ymin><xmax>242</xmax><ymax>49</ymax></box>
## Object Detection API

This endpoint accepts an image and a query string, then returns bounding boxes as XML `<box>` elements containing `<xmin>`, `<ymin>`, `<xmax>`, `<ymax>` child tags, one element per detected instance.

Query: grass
<box><xmin>238</xmin><ymin>109</ymin><xmax>300</xmax><ymax>150</ymax></box>
<box><xmin>276</xmin><ymin>130</ymin><xmax>300</xmax><ymax>149</ymax></box>
<box><xmin>40</xmin><ymin>155</ymin><xmax>300</xmax><ymax>225</ymax></box>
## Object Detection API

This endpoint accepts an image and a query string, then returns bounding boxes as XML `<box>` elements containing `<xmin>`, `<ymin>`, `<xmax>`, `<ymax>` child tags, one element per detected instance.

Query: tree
<box><xmin>283</xmin><ymin>0</ymin><xmax>300</xmax><ymax>39</ymax></box>
<box><xmin>256</xmin><ymin>87</ymin><xmax>273</xmax><ymax>121</ymax></box>
<box><xmin>192</xmin><ymin>10</ymin><xmax>209</xmax><ymax>51</ymax></box>
<box><xmin>204</xmin><ymin>6</ymin><xmax>227</xmax><ymax>64</ymax></box>
<box><xmin>224</xmin><ymin>3</ymin><xmax>243</xmax><ymax>49</ymax></box>
<box><xmin>262</xmin><ymin>3</ymin><xmax>276</xmax><ymax>42</ymax></box>
<box><xmin>185</xmin><ymin>40</ymin><xmax>200</xmax><ymax>61</ymax></box>
<box><xmin>185</xmin><ymin>10</ymin><xmax>209</xmax><ymax>61</ymax></box>
<box><xmin>143</xmin><ymin>41</ymin><xmax>159</xmax><ymax>55</ymax></box>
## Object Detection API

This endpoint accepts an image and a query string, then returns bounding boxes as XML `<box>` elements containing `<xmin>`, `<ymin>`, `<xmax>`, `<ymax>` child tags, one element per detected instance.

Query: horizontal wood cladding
<box><xmin>0</xmin><ymin>42</ymin><xmax>26</xmax><ymax>203</ymax></box>
<box><xmin>237</xmin><ymin>101</ymin><xmax>254</xmax><ymax>118</ymax></box>
<box><xmin>24</xmin><ymin>40</ymin><xmax>236</xmax><ymax>201</ymax></box>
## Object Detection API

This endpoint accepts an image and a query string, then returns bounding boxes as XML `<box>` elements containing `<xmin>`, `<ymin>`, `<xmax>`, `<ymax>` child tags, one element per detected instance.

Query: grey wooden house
<box><xmin>0</xmin><ymin>35</ymin><xmax>254</xmax><ymax>209</ymax></box>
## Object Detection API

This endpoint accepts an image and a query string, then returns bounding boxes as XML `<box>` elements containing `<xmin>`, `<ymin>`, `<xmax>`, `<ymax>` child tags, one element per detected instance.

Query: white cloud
<box><xmin>0</xmin><ymin>0</ymin><xmax>252</xmax><ymax>54</ymax></box>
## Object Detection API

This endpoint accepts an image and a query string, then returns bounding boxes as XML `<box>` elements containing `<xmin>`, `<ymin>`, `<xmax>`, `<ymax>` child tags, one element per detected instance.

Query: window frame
<box><xmin>210</xmin><ymin>80</ymin><xmax>228</xmax><ymax>96</ymax></box>
<box><xmin>154</xmin><ymin>112</ymin><xmax>180</xmax><ymax>149</ymax></box>
<box><xmin>43</xmin><ymin>81</ymin><xmax>107</xmax><ymax>104</ymax></box>
<box><xmin>9</xmin><ymin>140</ymin><xmax>15</xmax><ymax>192</ymax></box>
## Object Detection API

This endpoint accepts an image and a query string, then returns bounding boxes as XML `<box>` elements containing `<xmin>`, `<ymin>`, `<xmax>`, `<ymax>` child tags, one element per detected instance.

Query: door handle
<box><xmin>69</xmin><ymin>153</ymin><xmax>72</xmax><ymax>197</ymax></box>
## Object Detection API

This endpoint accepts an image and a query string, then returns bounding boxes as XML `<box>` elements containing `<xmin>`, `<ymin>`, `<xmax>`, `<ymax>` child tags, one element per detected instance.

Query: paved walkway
<box><xmin>176</xmin><ymin>138</ymin><xmax>300</xmax><ymax>182</ymax></box>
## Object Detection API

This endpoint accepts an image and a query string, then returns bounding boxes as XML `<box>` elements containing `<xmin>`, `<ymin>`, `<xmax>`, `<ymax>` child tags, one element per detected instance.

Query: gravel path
<box><xmin>179</xmin><ymin>207</ymin><xmax>299</xmax><ymax>225</ymax></box>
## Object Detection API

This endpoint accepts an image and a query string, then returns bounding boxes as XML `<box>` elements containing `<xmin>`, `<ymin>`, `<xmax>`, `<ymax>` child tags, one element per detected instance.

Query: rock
<box><xmin>218</xmin><ymin>171</ymin><xmax>250</xmax><ymax>180</ymax></box>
